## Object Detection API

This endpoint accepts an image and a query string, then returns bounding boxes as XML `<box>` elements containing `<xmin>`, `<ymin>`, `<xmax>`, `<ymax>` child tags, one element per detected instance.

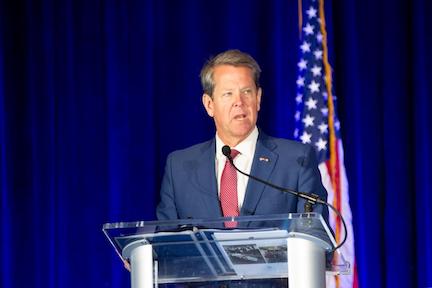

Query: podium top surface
<box><xmin>104</xmin><ymin>212</ymin><xmax>330</xmax><ymax>232</ymax></box>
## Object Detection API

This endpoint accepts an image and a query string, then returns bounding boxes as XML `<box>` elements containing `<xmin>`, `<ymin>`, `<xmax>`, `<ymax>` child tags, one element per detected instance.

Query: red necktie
<box><xmin>220</xmin><ymin>149</ymin><xmax>240</xmax><ymax>228</ymax></box>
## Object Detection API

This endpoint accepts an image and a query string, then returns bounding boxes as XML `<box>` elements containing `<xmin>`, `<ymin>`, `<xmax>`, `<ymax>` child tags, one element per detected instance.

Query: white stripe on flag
<box><xmin>320</xmin><ymin>139</ymin><xmax>356</xmax><ymax>288</ymax></box>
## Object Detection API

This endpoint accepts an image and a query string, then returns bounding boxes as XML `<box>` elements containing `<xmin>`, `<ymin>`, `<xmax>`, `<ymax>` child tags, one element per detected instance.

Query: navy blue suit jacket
<box><xmin>157</xmin><ymin>132</ymin><xmax>329</xmax><ymax>223</ymax></box>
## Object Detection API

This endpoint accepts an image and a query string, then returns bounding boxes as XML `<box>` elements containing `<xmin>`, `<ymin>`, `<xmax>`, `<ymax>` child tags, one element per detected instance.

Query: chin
<box><xmin>232</xmin><ymin>127</ymin><xmax>253</xmax><ymax>138</ymax></box>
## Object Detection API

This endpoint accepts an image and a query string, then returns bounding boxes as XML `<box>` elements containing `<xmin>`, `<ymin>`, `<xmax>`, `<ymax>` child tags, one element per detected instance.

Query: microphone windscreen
<box><xmin>222</xmin><ymin>145</ymin><xmax>231</xmax><ymax>158</ymax></box>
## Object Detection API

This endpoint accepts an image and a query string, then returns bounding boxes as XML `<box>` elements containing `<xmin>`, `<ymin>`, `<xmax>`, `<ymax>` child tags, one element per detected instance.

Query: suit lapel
<box><xmin>240</xmin><ymin>134</ymin><xmax>278</xmax><ymax>218</ymax></box>
<box><xmin>193</xmin><ymin>139</ymin><xmax>223</xmax><ymax>218</ymax></box>
<box><xmin>191</xmin><ymin>134</ymin><xmax>279</xmax><ymax>225</ymax></box>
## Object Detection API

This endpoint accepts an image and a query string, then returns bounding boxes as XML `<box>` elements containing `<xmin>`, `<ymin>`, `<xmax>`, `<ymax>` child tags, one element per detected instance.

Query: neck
<box><xmin>217</xmin><ymin>131</ymin><xmax>254</xmax><ymax>147</ymax></box>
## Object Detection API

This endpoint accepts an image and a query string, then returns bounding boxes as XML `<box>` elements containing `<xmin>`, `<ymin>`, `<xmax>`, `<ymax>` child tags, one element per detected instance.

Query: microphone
<box><xmin>221</xmin><ymin>145</ymin><xmax>347</xmax><ymax>251</ymax></box>
<box><xmin>222</xmin><ymin>145</ymin><xmax>326</xmax><ymax>206</ymax></box>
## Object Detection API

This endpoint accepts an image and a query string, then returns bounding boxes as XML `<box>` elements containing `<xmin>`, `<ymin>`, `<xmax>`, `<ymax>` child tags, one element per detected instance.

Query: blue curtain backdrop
<box><xmin>0</xmin><ymin>0</ymin><xmax>431</xmax><ymax>287</ymax></box>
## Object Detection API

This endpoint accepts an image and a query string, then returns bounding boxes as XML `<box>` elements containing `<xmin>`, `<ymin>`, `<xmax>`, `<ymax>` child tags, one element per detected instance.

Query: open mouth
<box><xmin>233</xmin><ymin>114</ymin><xmax>247</xmax><ymax>120</ymax></box>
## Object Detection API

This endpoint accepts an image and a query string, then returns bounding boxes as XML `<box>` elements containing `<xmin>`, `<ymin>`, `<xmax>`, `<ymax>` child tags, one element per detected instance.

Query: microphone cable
<box><xmin>222</xmin><ymin>145</ymin><xmax>347</xmax><ymax>252</ymax></box>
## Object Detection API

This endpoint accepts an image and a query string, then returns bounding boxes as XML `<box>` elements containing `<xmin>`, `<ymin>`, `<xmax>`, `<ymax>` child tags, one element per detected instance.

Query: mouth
<box><xmin>233</xmin><ymin>114</ymin><xmax>247</xmax><ymax>120</ymax></box>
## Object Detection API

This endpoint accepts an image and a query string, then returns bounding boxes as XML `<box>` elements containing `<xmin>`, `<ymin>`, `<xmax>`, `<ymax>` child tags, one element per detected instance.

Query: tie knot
<box><xmin>230</xmin><ymin>149</ymin><xmax>240</xmax><ymax>159</ymax></box>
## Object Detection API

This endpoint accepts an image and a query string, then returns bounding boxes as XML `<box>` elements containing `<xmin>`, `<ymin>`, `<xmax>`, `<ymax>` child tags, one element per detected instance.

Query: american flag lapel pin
<box><xmin>259</xmin><ymin>156</ymin><xmax>270</xmax><ymax>162</ymax></box>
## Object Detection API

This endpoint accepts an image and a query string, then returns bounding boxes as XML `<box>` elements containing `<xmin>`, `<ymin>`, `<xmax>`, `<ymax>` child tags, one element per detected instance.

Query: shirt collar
<box><xmin>215</xmin><ymin>126</ymin><xmax>259</xmax><ymax>159</ymax></box>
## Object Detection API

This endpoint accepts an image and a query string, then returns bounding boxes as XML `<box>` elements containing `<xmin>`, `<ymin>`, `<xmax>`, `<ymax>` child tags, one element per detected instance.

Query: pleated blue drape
<box><xmin>0</xmin><ymin>0</ymin><xmax>431</xmax><ymax>287</ymax></box>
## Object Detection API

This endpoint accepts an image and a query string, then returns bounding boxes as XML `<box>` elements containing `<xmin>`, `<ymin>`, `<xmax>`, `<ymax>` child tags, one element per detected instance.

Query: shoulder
<box><xmin>167</xmin><ymin>139</ymin><xmax>215</xmax><ymax>161</ymax></box>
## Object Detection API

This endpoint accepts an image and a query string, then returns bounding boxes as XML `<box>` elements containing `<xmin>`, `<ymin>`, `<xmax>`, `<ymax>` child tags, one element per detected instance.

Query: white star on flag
<box><xmin>303</xmin><ymin>23</ymin><xmax>315</xmax><ymax>35</ymax></box>
<box><xmin>321</xmin><ymin>107</ymin><xmax>328</xmax><ymax>116</ymax></box>
<box><xmin>300</xmin><ymin>131</ymin><xmax>312</xmax><ymax>144</ymax></box>
<box><xmin>302</xmin><ymin>114</ymin><xmax>315</xmax><ymax>127</ymax></box>
<box><xmin>296</xmin><ymin>76</ymin><xmax>305</xmax><ymax>87</ymax></box>
<box><xmin>306</xmin><ymin>6</ymin><xmax>317</xmax><ymax>19</ymax></box>
<box><xmin>311</xmin><ymin>65</ymin><xmax>322</xmax><ymax>76</ymax></box>
<box><xmin>318</xmin><ymin>122</ymin><xmax>328</xmax><ymax>134</ymax></box>
<box><xmin>298</xmin><ymin>59</ymin><xmax>308</xmax><ymax>70</ymax></box>
<box><xmin>294</xmin><ymin>111</ymin><xmax>301</xmax><ymax>121</ymax></box>
<box><xmin>296</xmin><ymin>93</ymin><xmax>303</xmax><ymax>103</ymax></box>
<box><xmin>314</xmin><ymin>49</ymin><xmax>323</xmax><ymax>60</ymax></box>
<box><xmin>308</xmin><ymin>80</ymin><xmax>320</xmax><ymax>93</ymax></box>
<box><xmin>305</xmin><ymin>97</ymin><xmax>318</xmax><ymax>110</ymax></box>
<box><xmin>315</xmin><ymin>138</ymin><xmax>327</xmax><ymax>151</ymax></box>
<box><xmin>300</xmin><ymin>41</ymin><xmax>311</xmax><ymax>53</ymax></box>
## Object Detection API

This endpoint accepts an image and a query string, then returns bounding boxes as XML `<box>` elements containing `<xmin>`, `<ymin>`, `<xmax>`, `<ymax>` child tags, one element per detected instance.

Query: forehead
<box><xmin>212</xmin><ymin>65</ymin><xmax>255</xmax><ymax>87</ymax></box>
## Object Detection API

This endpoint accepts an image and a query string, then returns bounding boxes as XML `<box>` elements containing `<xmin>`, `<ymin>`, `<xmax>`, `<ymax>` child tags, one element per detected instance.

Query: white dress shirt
<box><xmin>215</xmin><ymin>126</ymin><xmax>259</xmax><ymax>209</ymax></box>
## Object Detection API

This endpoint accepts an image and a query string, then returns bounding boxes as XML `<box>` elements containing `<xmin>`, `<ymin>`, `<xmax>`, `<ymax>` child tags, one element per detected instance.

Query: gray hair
<box><xmin>200</xmin><ymin>49</ymin><xmax>261</xmax><ymax>97</ymax></box>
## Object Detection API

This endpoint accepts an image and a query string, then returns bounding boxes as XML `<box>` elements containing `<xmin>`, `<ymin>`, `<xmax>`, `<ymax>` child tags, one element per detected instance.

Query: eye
<box><xmin>222</xmin><ymin>92</ymin><xmax>233</xmax><ymax>97</ymax></box>
<box><xmin>242</xmin><ymin>89</ymin><xmax>252</xmax><ymax>95</ymax></box>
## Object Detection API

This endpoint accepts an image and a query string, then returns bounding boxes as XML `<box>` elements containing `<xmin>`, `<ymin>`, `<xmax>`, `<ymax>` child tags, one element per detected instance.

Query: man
<box><xmin>157</xmin><ymin>49</ymin><xmax>328</xmax><ymax>221</ymax></box>
<box><xmin>156</xmin><ymin>50</ymin><xmax>329</xmax><ymax>287</ymax></box>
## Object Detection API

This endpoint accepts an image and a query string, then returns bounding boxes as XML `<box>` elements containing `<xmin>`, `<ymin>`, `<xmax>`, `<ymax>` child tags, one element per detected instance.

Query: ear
<box><xmin>202</xmin><ymin>94</ymin><xmax>214</xmax><ymax>117</ymax></box>
<box><xmin>257</xmin><ymin>88</ymin><xmax>262</xmax><ymax>111</ymax></box>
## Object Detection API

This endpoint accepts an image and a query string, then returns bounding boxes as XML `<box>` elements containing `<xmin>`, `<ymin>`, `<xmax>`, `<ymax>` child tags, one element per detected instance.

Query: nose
<box><xmin>232</xmin><ymin>92</ymin><xmax>244</xmax><ymax>107</ymax></box>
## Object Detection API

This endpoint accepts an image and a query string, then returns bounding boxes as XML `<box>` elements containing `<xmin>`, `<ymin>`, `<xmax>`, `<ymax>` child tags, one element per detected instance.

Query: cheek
<box><xmin>247</xmin><ymin>100</ymin><xmax>260</xmax><ymax>114</ymax></box>
<box><xmin>215</xmin><ymin>104</ymin><xmax>230</xmax><ymax>116</ymax></box>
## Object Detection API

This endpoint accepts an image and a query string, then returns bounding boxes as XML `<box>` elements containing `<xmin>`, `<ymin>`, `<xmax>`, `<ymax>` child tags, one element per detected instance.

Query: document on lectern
<box><xmin>212</xmin><ymin>229</ymin><xmax>289</xmax><ymax>276</ymax></box>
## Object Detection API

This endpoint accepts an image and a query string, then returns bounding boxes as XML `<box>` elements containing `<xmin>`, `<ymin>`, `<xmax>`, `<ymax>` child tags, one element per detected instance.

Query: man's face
<box><xmin>202</xmin><ymin>65</ymin><xmax>261</xmax><ymax>146</ymax></box>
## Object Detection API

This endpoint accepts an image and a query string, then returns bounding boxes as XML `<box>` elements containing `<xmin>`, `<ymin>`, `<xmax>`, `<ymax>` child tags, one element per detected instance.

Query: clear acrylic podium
<box><xmin>103</xmin><ymin>213</ymin><xmax>350</xmax><ymax>288</ymax></box>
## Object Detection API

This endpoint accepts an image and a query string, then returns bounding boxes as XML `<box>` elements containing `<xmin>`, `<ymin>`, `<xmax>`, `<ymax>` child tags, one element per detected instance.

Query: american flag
<box><xmin>294</xmin><ymin>0</ymin><xmax>358</xmax><ymax>287</ymax></box>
